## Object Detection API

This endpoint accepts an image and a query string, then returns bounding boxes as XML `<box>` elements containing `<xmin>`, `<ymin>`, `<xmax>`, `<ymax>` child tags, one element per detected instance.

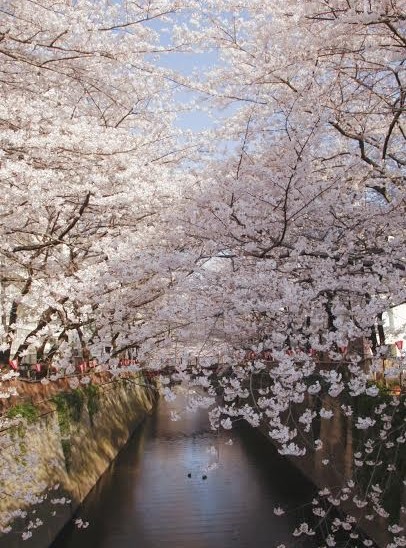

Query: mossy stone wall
<box><xmin>0</xmin><ymin>375</ymin><xmax>155</xmax><ymax>548</ymax></box>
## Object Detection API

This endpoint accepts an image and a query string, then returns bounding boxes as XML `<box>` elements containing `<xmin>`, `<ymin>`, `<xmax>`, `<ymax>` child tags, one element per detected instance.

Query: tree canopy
<box><xmin>0</xmin><ymin>1</ymin><xmax>405</xmax><ymax>546</ymax></box>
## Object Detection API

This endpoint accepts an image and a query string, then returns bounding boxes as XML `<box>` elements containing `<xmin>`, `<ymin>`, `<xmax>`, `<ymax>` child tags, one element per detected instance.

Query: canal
<box><xmin>51</xmin><ymin>387</ymin><xmax>318</xmax><ymax>548</ymax></box>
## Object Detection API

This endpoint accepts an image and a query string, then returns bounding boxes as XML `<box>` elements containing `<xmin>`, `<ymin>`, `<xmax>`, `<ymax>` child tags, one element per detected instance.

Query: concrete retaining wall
<box><xmin>259</xmin><ymin>393</ymin><xmax>405</xmax><ymax>547</ymax></box>
<box><xmin>0</xmin><ymin>375</ymin><xmax>156</xmax><ymax>547</ymax></box>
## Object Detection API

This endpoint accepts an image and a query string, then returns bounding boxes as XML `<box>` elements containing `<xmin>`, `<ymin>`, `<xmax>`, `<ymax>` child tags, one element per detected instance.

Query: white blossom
<box><xmin>356</xmin><ymin>417</ymin><xmax>376</xmax><ymax>430</ymax></box>
<box><xmin>320</xmin><ymin>408</ymin><xmax>334</xmax><ymax>420</ymax></box>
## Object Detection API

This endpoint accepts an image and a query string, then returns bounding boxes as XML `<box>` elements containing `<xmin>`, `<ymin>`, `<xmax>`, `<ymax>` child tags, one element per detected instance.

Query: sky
<box><xmin>144</xmin><ymin>16</ymin><xmax>224</xmax><ymax>132</ymax></box>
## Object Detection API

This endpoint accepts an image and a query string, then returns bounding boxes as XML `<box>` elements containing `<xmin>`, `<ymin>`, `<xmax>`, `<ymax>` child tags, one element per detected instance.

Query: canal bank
<box><xmin>0</xmin><ymin>374</ymin><xmax>156</xmax><ymax>548</ymax></box>
<box><xmin>256</xmin><ymin>393</ymin><xmax>405</xmax><ymax>548</ymax></box>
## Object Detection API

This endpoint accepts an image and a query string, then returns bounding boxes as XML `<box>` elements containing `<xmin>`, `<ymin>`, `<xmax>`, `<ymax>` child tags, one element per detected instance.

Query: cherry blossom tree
<box><xmin>0</xmin><ymin>0</ymin><xmax>201</xmax><ymax>539</ymax></box>
<box><xmin>156</xmin><ymin>2</ymin><xmax>406</xmax><ymax>545</ymax></box>
<box><xmin>0</xmin><ymin>0</ymin><xmax>405</xmax><ymax>546</ymax></box>
<box><xmin>0</xmin><ymin>0</ymin><xmax>196</xmax><ymax>373</ymax></box>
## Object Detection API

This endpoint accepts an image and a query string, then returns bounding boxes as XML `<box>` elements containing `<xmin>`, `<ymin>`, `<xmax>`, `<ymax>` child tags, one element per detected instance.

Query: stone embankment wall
<box><xmin>259</xmin><ymin>393</ymin><xmax>405</xmax><ymax>548</ymax></box>
<box><xmin>0</xmin><ymin>374</ymin><xmax>156</xmax><ymax>548</ymax></box>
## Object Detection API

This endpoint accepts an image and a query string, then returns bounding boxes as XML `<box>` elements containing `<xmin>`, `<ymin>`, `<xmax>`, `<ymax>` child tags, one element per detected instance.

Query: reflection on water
<box><xmin>51</xmin><ymin>388</ymin><xmax>317</xmax><ymax>548</ymax></box>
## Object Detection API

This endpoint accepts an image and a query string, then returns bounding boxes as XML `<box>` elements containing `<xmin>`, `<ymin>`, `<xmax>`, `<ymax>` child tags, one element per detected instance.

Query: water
<box><xmin>51</xmin><ymin>388</ymin><xmax>317</xmax><ymax>548</ymax></box>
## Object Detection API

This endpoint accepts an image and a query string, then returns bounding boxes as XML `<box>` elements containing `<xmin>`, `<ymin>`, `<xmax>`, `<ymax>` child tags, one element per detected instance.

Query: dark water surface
<box><xmin>51</xmin><ymin>388</ymin><xmax>317</xmax><ymax>548</ymax></box>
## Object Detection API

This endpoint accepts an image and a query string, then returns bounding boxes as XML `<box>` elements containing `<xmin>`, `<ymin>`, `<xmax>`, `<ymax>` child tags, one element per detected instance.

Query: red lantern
<box><xmin>9</xmin><ymin>359</ymin><xmax>18</xmax><ymax>370</ymax></box>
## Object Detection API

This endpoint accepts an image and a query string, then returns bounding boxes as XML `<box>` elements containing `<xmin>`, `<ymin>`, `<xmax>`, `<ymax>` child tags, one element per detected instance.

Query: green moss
<box><xmin>61</xmin><ymin>438</ymin><xmax>72</xmax><ymax>471</ymax></box>
<box><xmin>51</xmin><ymin>389</ymin><xmax>85</xmax><ymax>437</ymax></box>
<box><xmin>82</xmin><ymin>384</ymin><xmax>101</xmax><ymax>424</ymax></box>
<box><xmin>6</xmin><ymin>403</ymin><xmax>39</xmax><ymax>424</ymax></box>
<box><xmin>6</xmin><ymin>403</ymin><xmax>39</xmax><ymax>446</ymax></box>
<box><xmin>51</xmin><ymin>383</ymin><xmax>103</xmax><ymax>433</ymax></box>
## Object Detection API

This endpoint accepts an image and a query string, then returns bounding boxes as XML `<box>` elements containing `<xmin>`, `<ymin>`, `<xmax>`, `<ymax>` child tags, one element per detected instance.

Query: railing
<box><xmin>3</xmin><ymin>347</ymin><xmax>405</xmax><ymax>393</ymax></box>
